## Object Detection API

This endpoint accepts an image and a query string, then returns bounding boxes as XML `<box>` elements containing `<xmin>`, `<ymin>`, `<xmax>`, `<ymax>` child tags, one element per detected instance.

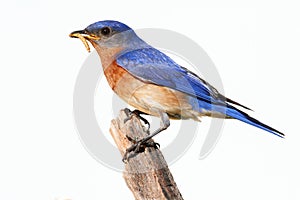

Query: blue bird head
<box><xmin>70</xmin><ymin>20</ymin><xmax>147</xmax><ymax>50</ymax></box>
<box><xmin>85</xmin><ymin>20</ymin><xmax>132</xmax><ymax>35</ymax></box>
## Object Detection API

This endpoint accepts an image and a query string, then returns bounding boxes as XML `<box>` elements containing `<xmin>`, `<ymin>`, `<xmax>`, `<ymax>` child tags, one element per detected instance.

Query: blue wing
<box><xmin>116</xmin><ymin>47</ymin><xmax>284</xmax><ymax>138</ymax></box>
<box><xmin>117</xmin><ymin>48</ymin><xmax>225</xmax><ymax>105</ymax></box>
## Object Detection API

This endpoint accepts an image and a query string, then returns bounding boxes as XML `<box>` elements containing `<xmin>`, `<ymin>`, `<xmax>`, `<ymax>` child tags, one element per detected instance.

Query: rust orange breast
<box><xmin>103</xmin><ymin>61</ymin><xmax>146</xmax><ymax>104</ymax></box>
<box><xmin>103</xmin><ymin>61</ymin><xmax>128</xmax><ymax>90</ymax></box>
<box><xmin>103</xmin><ymin>61</ymin><xmax>201</xmax><ymax>120</ymax></box>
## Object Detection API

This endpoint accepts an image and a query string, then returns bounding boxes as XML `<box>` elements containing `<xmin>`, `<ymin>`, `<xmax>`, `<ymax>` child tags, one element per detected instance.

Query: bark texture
<box><xmin>109</xmin><ymin>109</ymin><xmax>184</xmax><ymax>200</ymax></box>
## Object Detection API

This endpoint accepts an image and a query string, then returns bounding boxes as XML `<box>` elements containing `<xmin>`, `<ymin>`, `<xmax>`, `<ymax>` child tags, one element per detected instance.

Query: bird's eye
<box><xmin>100</xmin><ymin>27</ymin><xmax>111</xmax><ymax>36</ymax></box>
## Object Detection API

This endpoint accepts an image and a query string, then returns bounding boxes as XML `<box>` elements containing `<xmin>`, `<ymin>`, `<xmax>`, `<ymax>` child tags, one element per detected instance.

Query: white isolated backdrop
<box><xmin>0</xmin><ymin>1</ymin><xmax>299</xmax><ymax>200</ymax></box>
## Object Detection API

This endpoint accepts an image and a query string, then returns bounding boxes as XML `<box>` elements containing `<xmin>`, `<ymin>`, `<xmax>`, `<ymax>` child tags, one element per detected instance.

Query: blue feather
<box><xmin>225</xmin><ymin>105</ymin><xmax>284</xmax><ymax>138</ymax></box>
<box><xmin>86</xmin><ymin>20</ymin><xmax>131</xmax><ymax>33</ymax></box>
<box><xmin>191</xmin><ymin>98</ymin><xmax>284</xmax><ymax>138</ymax></box>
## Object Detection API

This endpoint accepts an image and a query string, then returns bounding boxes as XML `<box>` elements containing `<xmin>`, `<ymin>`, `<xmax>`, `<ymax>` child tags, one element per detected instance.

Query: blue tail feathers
<box><xmin>195</xmin><ymin>98</ymin><xmax>285</xmax><ymax>138</ymax></box>
<box><xmin>225</xmin><ymin>105</ymin><xmax>285</xmax><ymax>138</ymax></box>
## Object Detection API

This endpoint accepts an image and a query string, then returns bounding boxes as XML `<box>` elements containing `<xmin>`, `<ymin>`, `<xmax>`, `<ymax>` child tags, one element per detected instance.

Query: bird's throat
<box><xmin>92</xmin><ymin>44</ymin><xmax>124</xmax><ymax>70</ymax></box>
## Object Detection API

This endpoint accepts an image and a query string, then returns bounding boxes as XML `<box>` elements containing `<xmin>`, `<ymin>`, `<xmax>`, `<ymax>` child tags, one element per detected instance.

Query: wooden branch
<box><xmin>110</xmin><ymin>109</ymin><xmax>184</xmax><ymax>200</ymax></box>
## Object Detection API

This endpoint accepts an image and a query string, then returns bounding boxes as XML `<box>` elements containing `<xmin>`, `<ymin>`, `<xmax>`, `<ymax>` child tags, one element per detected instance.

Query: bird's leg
<box><xmin>124</xmin><ymin>108</ymin><xmax>150</xmax><ymax>132</ymax></box>
<box><xmin>122</xmin><ymin>110</ymin><xmax>170</xmax><ymax>162</ymax></box>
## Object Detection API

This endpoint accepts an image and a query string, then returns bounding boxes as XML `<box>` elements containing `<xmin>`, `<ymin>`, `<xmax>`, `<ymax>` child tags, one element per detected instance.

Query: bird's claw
<box><xmin>123</xmin><ymin>108</ymin><xmax>150</xmax><ymax>132</ymax></box>
<box><xmin>122</xmin><ymin>142</ymin><xmax>141</xmax><ymax>163</ymax></box>
<box><xmin>122</xmin><ymin>136</ymin><xmax>160</xmax><ymax>162</ymax></box>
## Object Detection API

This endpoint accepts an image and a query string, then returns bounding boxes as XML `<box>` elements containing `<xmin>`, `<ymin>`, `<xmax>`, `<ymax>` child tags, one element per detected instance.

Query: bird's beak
<box><xmin>69</xmin><ymin>30</ymin><xmax>100</xmax><ymax>52</ymax></box>
<box><xmin>69</xmin><ymin>30</ymin><xmax>86</xmax><ymax>37</ymax></box>
<box><xmin>69</xmin><ymin>30</ymin><xmax>100</xmax><ymax>40</ymax></box>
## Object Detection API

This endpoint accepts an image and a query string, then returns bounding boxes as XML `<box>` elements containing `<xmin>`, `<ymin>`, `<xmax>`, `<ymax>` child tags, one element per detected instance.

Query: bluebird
<box><xmin>70</xmin><ymin>20</ymin><xmax>284</xmax><ymax>159</ymax></box>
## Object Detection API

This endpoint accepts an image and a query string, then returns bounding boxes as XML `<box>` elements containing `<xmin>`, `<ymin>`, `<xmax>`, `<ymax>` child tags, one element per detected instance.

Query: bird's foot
<box><xmin>124</xmin><ymin>108</ymin><xmax>150</xmax><ymax>132</ymax></box>
<box><xmin>122</xmin><ymin>135</ymin><xmax>160</xmax><ymax>162</ymax></box>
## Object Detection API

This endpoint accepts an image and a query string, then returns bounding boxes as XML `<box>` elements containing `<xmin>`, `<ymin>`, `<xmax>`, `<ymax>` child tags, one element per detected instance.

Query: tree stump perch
<box><xmin>109</xmin><ymin>109</ymin><xmax>184</xmax><ymax>200</ymax></box>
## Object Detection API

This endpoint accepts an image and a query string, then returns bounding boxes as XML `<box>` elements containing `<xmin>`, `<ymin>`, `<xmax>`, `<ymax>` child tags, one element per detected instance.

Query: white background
<box><xmin>1</xmin><ymin>1</ymin><xmax>299</xmax><ymax>199</ymax></box>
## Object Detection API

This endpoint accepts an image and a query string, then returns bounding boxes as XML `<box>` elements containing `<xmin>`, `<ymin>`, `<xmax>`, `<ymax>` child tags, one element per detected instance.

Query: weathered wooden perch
<box><xmin>109</xmin><ymin>109</ymin><xmax>184</xmax><ymax>200</ymax></box>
